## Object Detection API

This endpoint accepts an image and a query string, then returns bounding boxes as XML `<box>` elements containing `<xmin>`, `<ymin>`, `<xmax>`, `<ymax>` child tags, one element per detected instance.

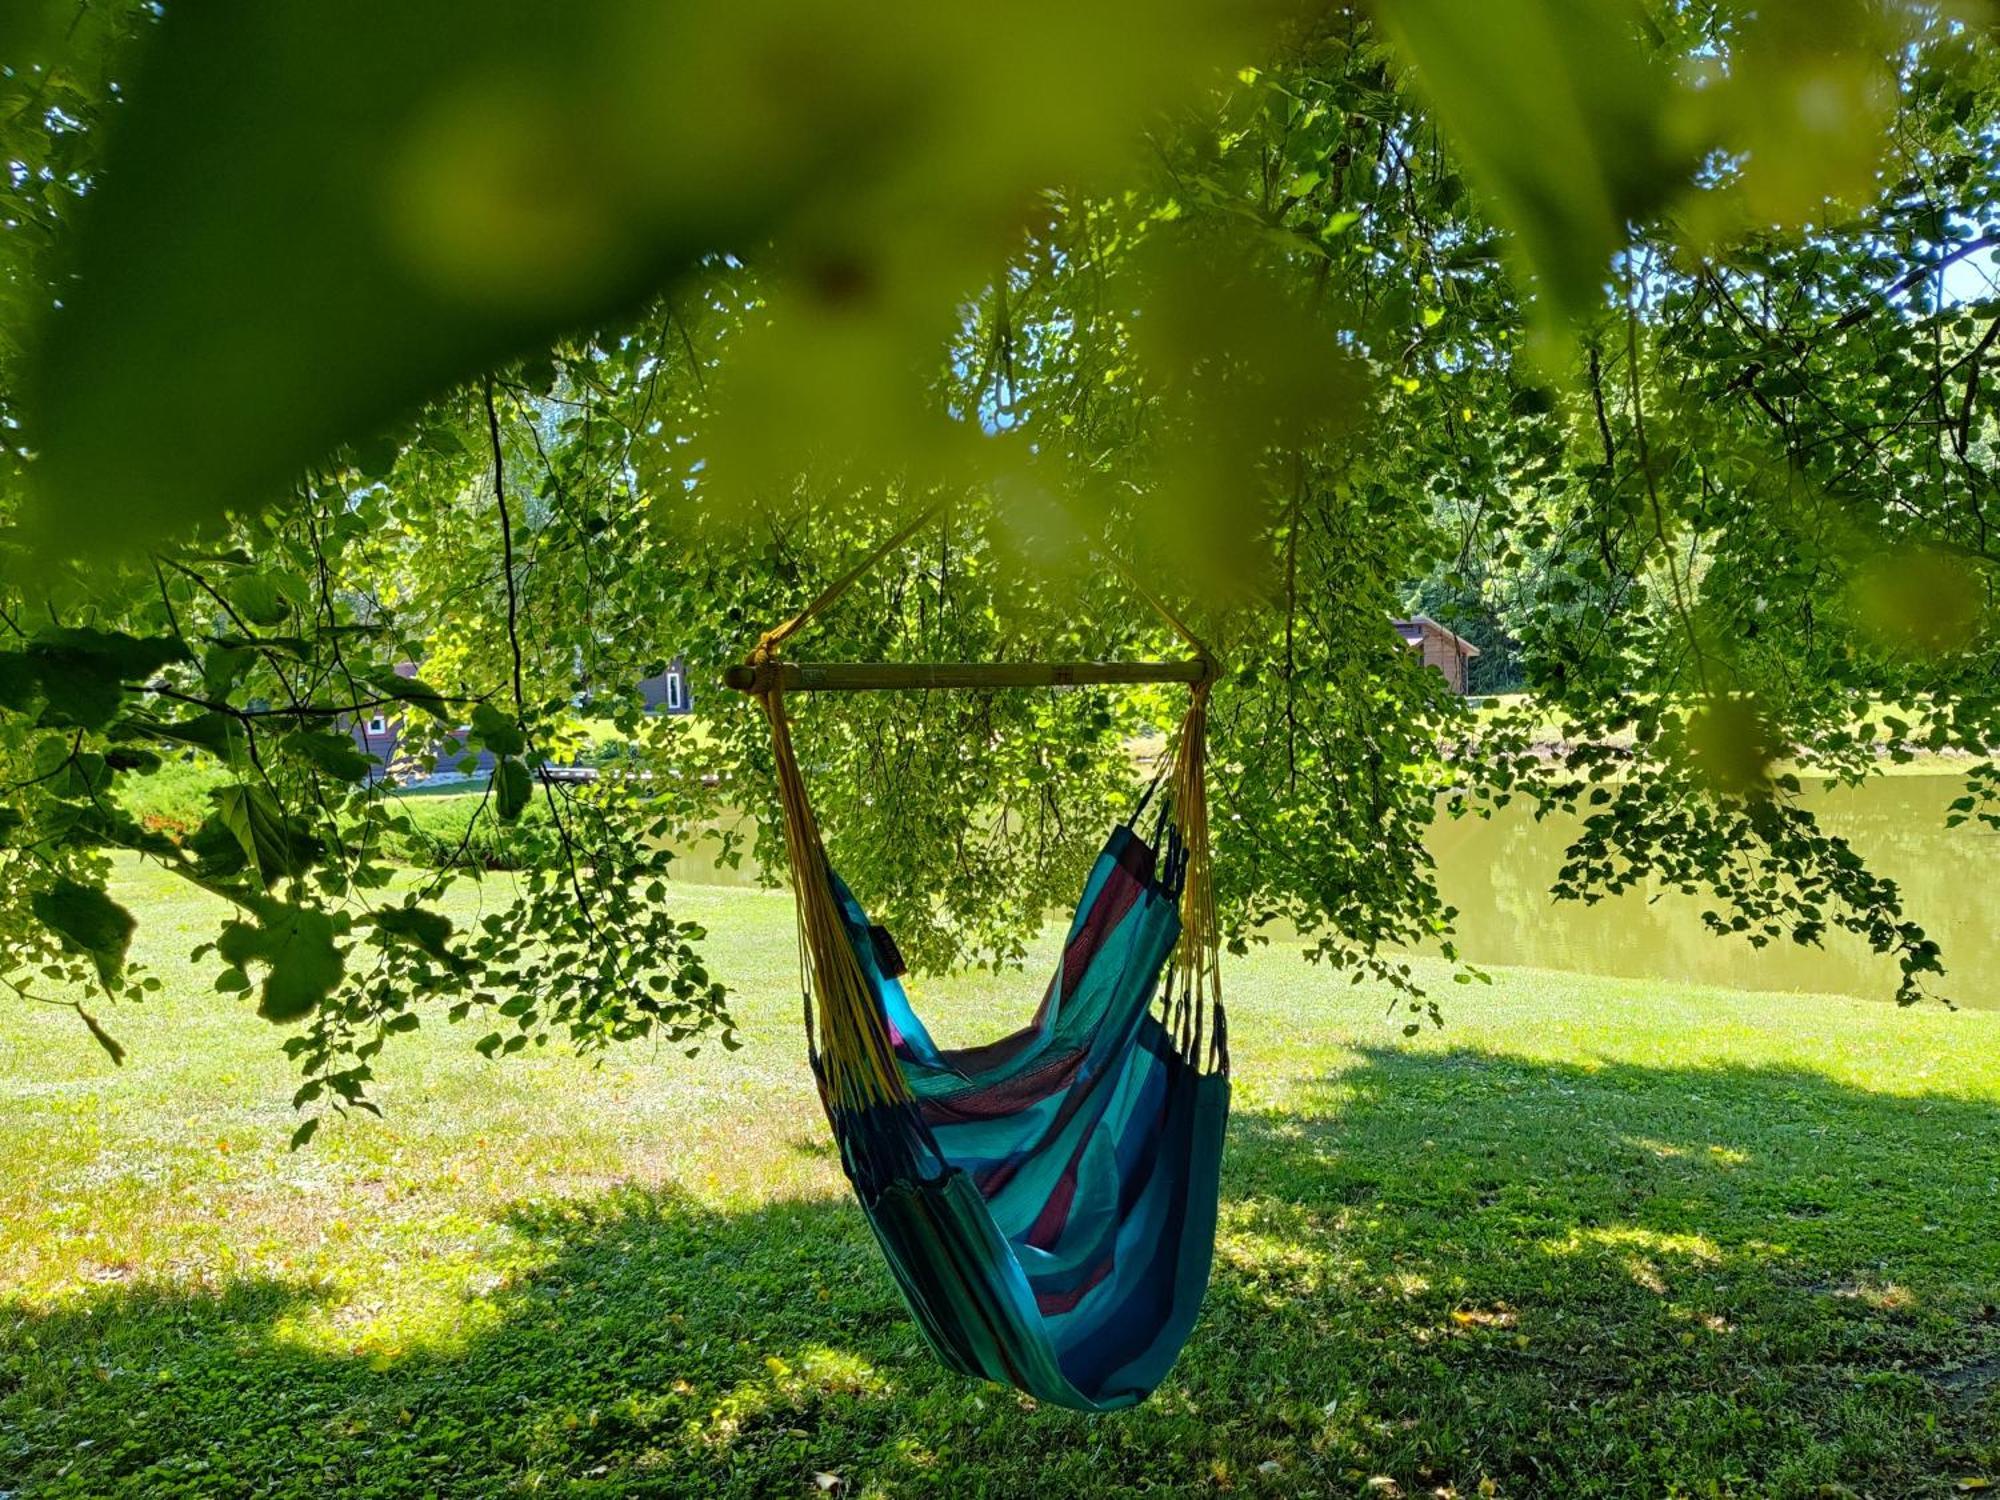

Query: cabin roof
<box><xmin>1391</xmin><ymin>615</ymin><xmax>1481</xmax><ymax>655</ymax></box>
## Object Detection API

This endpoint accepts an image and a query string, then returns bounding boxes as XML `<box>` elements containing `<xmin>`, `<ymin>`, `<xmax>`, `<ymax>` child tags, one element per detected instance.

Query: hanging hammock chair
<box><xmin>725</xmin><ymin>503</ymin><xmax>1230</xmax><ymax>1413</ymax></box>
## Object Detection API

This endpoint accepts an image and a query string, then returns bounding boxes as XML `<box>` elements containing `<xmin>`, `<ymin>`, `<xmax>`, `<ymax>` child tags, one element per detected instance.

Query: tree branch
<box><xmin>483</xmin><ymin>376</ymin><xmax>526</xmax><ymax>714</ymax></box>
<box><xmin>1832</xmin><ymin>233</ymin><xmax>2000</xmax><ymax>332</ymax></box>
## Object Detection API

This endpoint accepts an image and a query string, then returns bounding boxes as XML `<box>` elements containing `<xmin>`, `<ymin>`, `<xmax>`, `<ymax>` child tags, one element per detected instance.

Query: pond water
<box><xmin>665</xmin><ymin>773</ymin><xmax>1998</xmax><ymax>1010</ymax></box>
<box><xmin>1429</xmin><ymin>772</ymin><xmax>1999</xmax><ymax>1010</ymax></box>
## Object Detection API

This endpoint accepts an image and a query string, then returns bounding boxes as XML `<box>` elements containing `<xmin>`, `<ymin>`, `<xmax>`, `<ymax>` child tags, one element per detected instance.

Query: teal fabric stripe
<box><xmin>821</xmin><ymin>826</ymin><xmax>1230</xmax><ymax>1412</ymax></box>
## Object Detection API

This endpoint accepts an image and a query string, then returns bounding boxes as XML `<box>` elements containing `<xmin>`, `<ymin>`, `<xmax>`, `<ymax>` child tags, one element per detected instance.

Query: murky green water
<box><xmin>667</xmin><ymin>774</ymin><xmax>1998</xmax><ymax>1009</ymax></box>
<box><xmin>1429</xmin><ymin>773</ymin><xmax>1998</xmax><ymax>1009</ymax></box>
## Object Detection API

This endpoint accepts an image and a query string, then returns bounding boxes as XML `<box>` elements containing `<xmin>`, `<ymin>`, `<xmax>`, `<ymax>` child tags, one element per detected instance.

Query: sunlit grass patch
<box><xmin>1541</xmin><ymin>1226</ymin><xmax>1726</xmax><ymax>1265</ymax></box>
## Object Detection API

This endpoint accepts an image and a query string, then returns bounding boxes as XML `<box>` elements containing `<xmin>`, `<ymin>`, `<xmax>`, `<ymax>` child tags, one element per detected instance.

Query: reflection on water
<box><xmin>1430</xmin><ymin>773</ymin><xmax>1998</xmax><ymax>1009</ymax></box>
<box><xmin>664</xmin><ymin>776</ymin><xmax>1998</xmax><ymax>1009</ymax></box>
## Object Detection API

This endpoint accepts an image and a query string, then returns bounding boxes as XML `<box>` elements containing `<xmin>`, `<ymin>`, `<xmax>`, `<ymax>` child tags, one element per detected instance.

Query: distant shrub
<box><xmin>381</xmin><ymin>790</ymin><xmax>552</xmax><ymax>870</ymax></box>
<box><xmin>119</xmin><ymin>756</ymin><xmax>228</xmax><ymax>837</ymax></box>
<box><xmin>121</xmin><ymin>760</ymin><xmax>550</xmax><ymax>871</ymax></box>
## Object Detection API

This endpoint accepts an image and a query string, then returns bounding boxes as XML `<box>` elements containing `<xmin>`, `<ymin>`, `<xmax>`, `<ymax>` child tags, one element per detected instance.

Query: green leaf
<box><xmin>373</xmin><ymin>905</ymin><xmax>470</xmax><ymax>973</ymax></box>
<box><xmin>494</xmin><ymin>756</ymin><xmax>534</xmax><ymax>823</ymax></box>
<box><xmin>13</xmin><ymin>630</ymin><xmax>192</xmax><ymax>728</ymax></box>
<box><xmin>19</xmin><ymin>1</ymin><xmax>740</xmax><ymax>554</ymax></box>
<box><xmin>0</xmin><ymin>630</ymin><xmax>189</xmax><ymax>732</ymax></box>
<box><xmin>0</xmin><ymin>1</ymin><xmax>65</xmax><ymax>66</ymax></box>
<box><xmin>34</xmin><ymin>666</ymin><xmax>124</xmax><ymax>730</ymax></box>
<box><xmin>470</xmin><ymin>702</ymin><xmax>526</xmax><ymax>757</ymax></box>
<box><xmin>288</xmin><ymin>1116</ymin><xmax>321</xmax><ymax>1150</ymax></box>
<box><xmin>27</xmin><ymin>652</ymin><xmax>123</xmax><ymax>730</ymax></box>
<box><xmin>215</xmin><ymin>784</ymin><xmax>322</xmax><ymax>886</ymax></box>
<box><xmin>368</xmin><ymin>670</ymin><xmax>452</xmax><ymax>721</ymax></box>
<box><xmin>103</xmin><ymin>746</ymin><xmax>163</xmax><ymax>774</ymax></box>
<box><xmin>0</xmin><ymin>653</ymin><xmax>44</xmax><ymax>711</ymax></box>
<box><xmin>350</xmin><ymin>429</ymin><xmax>403</xmax><ymax>479</ymax></box>
<box><xmin>34</xmin><ymin>628</ymin><xmax>192</xmax><ymax>679</ymax></box>
<box><xmin>201</xmin><ymin>643</ymin><xmax>258</xmax><ymax>697</ymax></box>
<box><xmin>217</xmin><ymin>901</ymin><xmax>343</xmax><ymax>1023</ymax></box>
<box><xmin>282</xmin><ymin>728</ymin><xmax>373</xmax><ymax>783</ymax></box>
<box><xmin>185</xmin><ymin>813</ymin><xmax>250</xmax><ymax>879</ymax></box>
<box><xmin>146</xmin><ymin>711</ymin><xmax>252</xmax><ymax>766</ymax></box>
<box><xmin>31</xmin><ymin>879</ymin><xmax>137</xmax><ymax>985</ymax></box>
<box><xmin>226</xmin><ymin>573</ymin><xmax>292</xmax><ymax>627</ymax></box>
<box><xmin>1376</xmin><ymin>0</ymin><xmax>1680</xmax><ymax>319</ymax></box>
<box><xmin>18</xmin><ymin>0</ymin><xmax>1259</xmax><ymax>554</ymax></box>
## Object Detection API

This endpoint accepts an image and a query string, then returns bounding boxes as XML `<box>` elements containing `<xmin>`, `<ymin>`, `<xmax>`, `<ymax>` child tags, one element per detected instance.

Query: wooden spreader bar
<box><xmin>724</xmin><ymin>658</ymin><xmax>1213</xmax><ymax>695</ymax></box>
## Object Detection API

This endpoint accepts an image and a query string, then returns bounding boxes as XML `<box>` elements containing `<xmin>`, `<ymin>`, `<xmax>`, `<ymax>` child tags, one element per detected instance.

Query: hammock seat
<box><xmin>734</xmin><ymin>500</ymin><xmax>1229</xmax><ymax>1410</ymax></box>
<box><xmin>820</xmin><ymin>819</ymin><xmax>1230</xmax><ymax>1411</ymax></box>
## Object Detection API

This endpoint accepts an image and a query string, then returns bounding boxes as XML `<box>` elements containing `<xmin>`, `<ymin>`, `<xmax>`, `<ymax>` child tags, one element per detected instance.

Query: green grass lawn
<box><xmin>2</xmin><ymin>860</ymin><xmax>1997</xmax><ymax>1497</ymax></box>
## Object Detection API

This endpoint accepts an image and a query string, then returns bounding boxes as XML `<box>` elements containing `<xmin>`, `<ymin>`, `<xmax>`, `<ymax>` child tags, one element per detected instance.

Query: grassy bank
<box><xmin>2</xmin><ymin>860</ymin><xmax>1996</xmax><ymax>1497</ymax></box>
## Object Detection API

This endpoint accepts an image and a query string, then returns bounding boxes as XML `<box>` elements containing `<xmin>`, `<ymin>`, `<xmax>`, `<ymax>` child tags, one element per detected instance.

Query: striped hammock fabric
<box><xmin>814</xmin><ymin>815</ymin><xmax>1231</xmax><ymax>1411</ymax></box>
<box><xmin>736</xmin><ymin>510</ymin><xmax>1230</xmax><ymax>1410</ymax></box>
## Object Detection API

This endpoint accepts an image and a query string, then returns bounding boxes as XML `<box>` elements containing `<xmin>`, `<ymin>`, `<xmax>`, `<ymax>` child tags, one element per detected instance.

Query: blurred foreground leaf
<box><xmin>1375</xmin><ymin>0</ymin><xmax>1682</xmax><ymax>320</ymax></box>
<box><xmin>24</xmin><ymin>0</ymin><xmax>1278</xmax><ymax>555</ymax></box>
<box><xmin>1852</xmin><ymin>547</ymin><xmax>1984</xmax><ymax>657</ymax></box>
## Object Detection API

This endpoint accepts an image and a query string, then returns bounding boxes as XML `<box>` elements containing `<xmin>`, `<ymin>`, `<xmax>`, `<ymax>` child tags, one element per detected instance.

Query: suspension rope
<box><xmin>747</xmin><ymin>495</ymin><xmax>951</xmax><ymax>668</ymax></box>
<box><xmin>743</xmin><ymin>493</ymin><xmax>1214</xmax><ymax>675</ymax></box>
<box><xmin>741</xmin><ymin>494</ymin><xmax>1226</xmax><ymax>1091</ymax></box>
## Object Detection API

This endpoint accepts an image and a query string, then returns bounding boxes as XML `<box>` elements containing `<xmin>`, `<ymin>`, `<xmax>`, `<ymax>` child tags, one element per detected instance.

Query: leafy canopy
<box><xmin>3</xmin><ymin>1</ymin><xmax>1999</xmax><ymax>1129</ymax></box>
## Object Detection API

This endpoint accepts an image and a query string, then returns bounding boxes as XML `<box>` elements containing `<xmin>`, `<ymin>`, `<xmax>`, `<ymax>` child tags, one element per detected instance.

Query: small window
<box><xmin>367</xmin><ymin>715</ymin><xmax>388</xmax><ymax>734</ymax></box>
<box><xmin>664</xmin><ymin>673</ymin><xmax>686</xmax><ymax>712</ymax></box>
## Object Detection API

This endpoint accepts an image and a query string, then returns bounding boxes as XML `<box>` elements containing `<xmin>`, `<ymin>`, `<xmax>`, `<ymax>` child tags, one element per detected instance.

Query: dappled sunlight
<box><xmin>1625</xmin><ymin>1135</ymin><xmax>1687</xmax><ymax>1159</ymax></box>
<box><xmin>703</xmin><ymin>1345</ymin><xmax>898</xmax><ymax>1450</ymax></box>
<box><xmin>1823</xmin><ymin>1278</ymin><xmax>1920</xmax><ymax>1313</ymax></box>
<box><xmin>273</xmin><ymin>1292</ymin><xmax>510</xmax><ymax>1366</ymax></box>
<box><xmin>1618</xmin><ymin>1136</ymin><xmax>1749</xmax><ymax>1168</ymax></box>
<box><xmin>1540</xmin><ymin>1226</ymin><xmax>1725</xmax><ymax>1266</ymax></box>
<box><xmin>1213</xmin><ymin>1213</ymin><xmax>1342</xmax><ymax>1304</ymax></box>
<box><xmin>265</xmin><ymin>1243</ymin><xmax>538</xmax><ymax>1364</ymax></box>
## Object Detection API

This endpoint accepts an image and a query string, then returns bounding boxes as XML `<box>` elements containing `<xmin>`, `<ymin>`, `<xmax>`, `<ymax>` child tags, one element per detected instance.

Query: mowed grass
<box><xmin>2</xmin><ymin>860</ymin><xmax>1997</xmax><ymax>1498</ymax></box>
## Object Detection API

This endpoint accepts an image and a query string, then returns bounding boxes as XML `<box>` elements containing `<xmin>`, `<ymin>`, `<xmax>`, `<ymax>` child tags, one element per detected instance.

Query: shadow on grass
<box><xmin>3</xmin><ymin>1050</ymin><xmax>1996</xmax><ymax>1497</ymax></box>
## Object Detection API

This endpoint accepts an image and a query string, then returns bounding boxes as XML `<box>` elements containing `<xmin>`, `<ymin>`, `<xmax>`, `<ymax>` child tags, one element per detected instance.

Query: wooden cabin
<box><xmin>1392</xmin><ymin>616</ymin><xmax>1481</xmax><ymax>694</ymax></box>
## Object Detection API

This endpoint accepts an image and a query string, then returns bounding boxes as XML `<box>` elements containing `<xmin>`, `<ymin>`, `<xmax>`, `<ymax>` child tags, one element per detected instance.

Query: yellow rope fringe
<box><xmin>759</xmin><ymin>689</ymin><xmax>915</xmax><ymax>1113</ymax></box>
<box><xmin>1164</xmin><ymin>680</ymin><xmax>1221</xmax><ymax>1067</ymax></box>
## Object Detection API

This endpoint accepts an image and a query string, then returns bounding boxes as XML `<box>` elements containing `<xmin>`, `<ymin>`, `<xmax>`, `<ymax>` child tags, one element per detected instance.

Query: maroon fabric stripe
<box><xmin>1033</xmin><ymin>1252</ymin><xmax>1116</xmax><ymax>1317</ymax></box>
<box><xmin>976</xmin><ymin>1154</ymin><xmax>1024</xmax><ymax>1197</ymax></box>
<box><xmin>1060</xmin><ymin>864</ymin><xmax>1144</xmax><ymax>1003</ymax></box>
<box><xmin>918</xmin><ymin>1047</ymin><xmax>1088</xmax><ymax>1128</ymax></box>
<box><xmin>1022</xmin><ymin>1139</ymin><xmax>1087</xmax><ymax>1251</ymax></box>
<box><xmin>970</xmin><ymin>1054</ymin><xmax>1116</xmax><ymax>1200</ymax></box>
